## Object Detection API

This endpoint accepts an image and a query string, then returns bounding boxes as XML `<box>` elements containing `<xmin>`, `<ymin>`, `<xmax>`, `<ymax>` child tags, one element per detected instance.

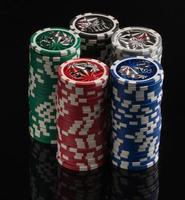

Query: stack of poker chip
<box><xmin>70</xmin><ymin>12</ymin><xmax>119</xmax><ymax>65</ymax></box>
<box><xmin>57</xmin><ymin>166</ymin><xmax>106</xmax><ymax>200</ymax></box>
<box><xmin>111</xmin><ymin>27</ymin><xmax>163</xmax><ymax>64</ymax></box>
<box><xmin>111</xmin><ymin>164</ymin><xmax>159</xmax><ymax>199</ymax></box>
<box><xmin>29</xmin><ymin>27</ymin><xmax>81</xmax><ymax>144</ymax></box>
<box><xmin>30</xmin><ymin>139</ymin><xmax>58</xmax><ymax>200</ymax></box>
<box><xmin>110</xmin><ymin>57</ymin><xmax>164</xmax><ymax>170</ymax></box>
<box><xmin>56</xmin><ymin>58</ymin><xmax>109</xmax><ymax>171</ymax></box>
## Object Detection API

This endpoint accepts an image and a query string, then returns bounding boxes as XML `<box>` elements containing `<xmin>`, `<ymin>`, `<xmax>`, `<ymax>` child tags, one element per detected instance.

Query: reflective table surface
<box><xmin>29</xmin><ymin>138</ymin><xmax>161</xmax><ymax>200</ymax></box>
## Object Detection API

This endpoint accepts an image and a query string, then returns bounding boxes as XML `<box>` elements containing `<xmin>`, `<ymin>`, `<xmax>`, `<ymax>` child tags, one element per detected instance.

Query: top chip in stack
<box><xmin>70</xmin><ymin>12</ymin><xmax>119</xmax><ymax>65</ymax></box>
<box><xmin>29</xmin><ymin>27</ymin><xmax>81</xmax><ymax>144</ymax></box>
<box><xmin>111</xmin><ymin>27</ymin><xmax>163</xmax><ymax>64</ymax></box>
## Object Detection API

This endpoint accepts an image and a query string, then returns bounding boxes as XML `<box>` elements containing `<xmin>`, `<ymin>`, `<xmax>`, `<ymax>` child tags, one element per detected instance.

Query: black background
<box><xmin>1</xmin><ymin>0</ymin><xmax>185</xmax><ymax>199</ymax></box>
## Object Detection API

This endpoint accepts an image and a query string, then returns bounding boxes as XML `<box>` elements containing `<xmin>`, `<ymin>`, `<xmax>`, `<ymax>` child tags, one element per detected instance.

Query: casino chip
<box><xmin>56</xmin><ymin>58</ymin><xmax>109</xmax><ymax>171</ymax></box>
<box><xmin>110</xmin><ymin>164</ymin><xmax>159</xmax><ymax>199</ymax></box>
<box><xmin>110</xmin><ymin>56</ymin><xmax>164</xmax><ymax>170</ymax></box>
<box><xmin>30</xmin><ymin>138</ymin><xmax>58</xmax><ymax>200</ymax></box>
<box><xmin>29</xmin><ymin>27</ymin><xmax>81</xmax><ymax>144</ymax></box>
<box><xmin>111</xmin><ymin>27</ymin><xmax>163</xmax><ymax>64</ymax></box>
<box><xmin>70</xmin><ymin>13</ymin><xmax>119</xmax><ymax>65</ymax></box>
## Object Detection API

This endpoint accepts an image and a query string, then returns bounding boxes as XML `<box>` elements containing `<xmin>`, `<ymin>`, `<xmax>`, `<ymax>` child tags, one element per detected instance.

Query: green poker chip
<box><xmin>29</xmin><ymin>27</ymin><xmax>81</xmax><ymax>144</ymax></box>
<box><xmin>29</xmin><ymin>46</ymin><xmax>80</xmax><ymax>64</ymax></box>
<box><xmin>30</xmin><ymin>27</ymin><xmax>81</xmax><ymax>57</ymax></box>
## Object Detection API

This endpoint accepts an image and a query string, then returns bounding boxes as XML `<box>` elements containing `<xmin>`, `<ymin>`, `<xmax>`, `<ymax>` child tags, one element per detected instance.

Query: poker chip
<box><xmin>70</xmin><ymin>13</ymin><xmax>119</xmax><ymax>65</ymax></box>
<box><xmin>29</xmin><ymin>27</ymin><xmax>81</xmax><ymax>144</ymax></box>
<box><xmin>57</xmin><ymin>165</ymin><xmax>106</xmax><ymax>200</ymax></box>
<box><xmin>111</xmin><ymin>27</ymin><xmax>163</xmax><ymax>64</ymax></box>
<box><xmin>111</xmin><ymin>164</ymin><xmax>159</xmax><ymax>199</ymax></box>
<box><xmin>110</xmin><ymin>57</ymin><xmax>164</xmax><ymax>170</ymax></box>
<box><xmin>56</xmin><ymin>58</ymin><xmax>109</xmax><ymax>171</ymax></box>
<box><xmin>30</xmin><ymin>138</ymin><xmax>58</xmax><ymax>200</ymax></box>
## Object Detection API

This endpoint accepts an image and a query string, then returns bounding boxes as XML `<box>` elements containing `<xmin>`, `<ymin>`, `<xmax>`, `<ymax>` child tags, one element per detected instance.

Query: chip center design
<box><xmin>117</xmin><ymin>59</ymin><xmax>157</xmax><ymax>81</ymax></box>
<box><xmin>69</xmin><ymin>62</ymin><xmax>99</xmax><ymax>78</ymax></box>
<box><xmin>64</xmin><ymin>61</ymin><xmax>104</xmax><ymax>82</ymax></box>
<box><xmin>76</xmin><ymin>16</ymin><xmax>113</xmax><ymax>33</ymax></box>
<box><xmin>36</xmin><ymin>30</ymin><xmax>74</xmax><ymax>50</ymax></box>
<box><xmin>118</xmin><ymin>31</ymin><xmax>156</xmax><ymax>50</ymax></box>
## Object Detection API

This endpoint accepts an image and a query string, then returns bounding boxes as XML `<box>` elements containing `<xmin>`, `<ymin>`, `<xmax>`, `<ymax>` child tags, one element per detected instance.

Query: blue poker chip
<box><xmin>112</xmin><ymin>144</ymin><xmax>160</xmax><ymax>159</ymax></box>
<box><xmin>111</xmin><ymin>135</ymin><xmax>160</xmax><ymax>151</ymax></box>
<box><xmin>112</xmin><ymin>84</ymin><xmax>163</xmax><ymax>100</ymax></box>
<box><xmin>112</xmin><ymin>106</ymin><xmax>161</xmax><ymax>123</ymax></box>
<box><xmin>110</xmin><ymin>56</ymin><xmax>163</xmax><ymax>171</ymax></box>
<box><xmin>111</xmin><ymin>88</ymin><xmax>163</xmax><ymax>106</ymax></box>
<box><xmin>111</xmin><ymin>92</ymin><xmax>163</xmax><ymax>109</ymax></box>
<box><xmin>112</xmin><ymin>150</ymin><xmax>159</xmax><ymax>163</ymax></box>
<box><xmin>110</xmin><ymin>57</ymin><xmax>163</xmax><ymax>87</ymax></box>
<box><xmin>112</xmin><ymin>101</ymin><xmax>161</xmax><ymax>117</ymax></box>
<box><xmin>112</xmin><ymin>128</ymin><xmax>161</xmax><ymax>142</ymax></box>
<box><xmin>112</xmin><ymin>117</ymin><xmax>161</xmax><ymax>134</ymax></box>
<box><xmin>112</xmin><ymin>146</ymin><xmax>160</xmax><ymax>160</ymax></box>
<box><xmin>111</xmin><ymin>78</ymin><xmax>163</xmax><ymax>95</ymax></box>
<box><xmin>111</xmin><ymin>154</ymin><xmax>159</xmax><ymax>171</ymax></box>
<box><xmin>112</xmin><ymin>118</ymin><xmax>161</xmax><ymax>134</ymax></box>
<box><xmin>111</xmin><ymin>110</ymin><xmax>161</xmax><ymax>125</ymax></box>
<box><xmin>111</xmin><ymin>156</ymin><xmax>159</xmax><ymax>171</ymax></box>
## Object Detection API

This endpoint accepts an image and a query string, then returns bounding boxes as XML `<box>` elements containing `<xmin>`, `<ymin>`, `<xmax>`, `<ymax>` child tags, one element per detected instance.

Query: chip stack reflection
<box><xmin>110</xmin><ymin>164</ymin><xmax>159</xmax><ymax>200</ymax></box>
<box><xmin>30</xmin><ymin>139</ymin><xmax>58</xmax><ymax>200</ymax></box>
<box><xmin>57</xmin><ymin>165</ymin><xmax>108</xmax><ymax>200</ymax></box>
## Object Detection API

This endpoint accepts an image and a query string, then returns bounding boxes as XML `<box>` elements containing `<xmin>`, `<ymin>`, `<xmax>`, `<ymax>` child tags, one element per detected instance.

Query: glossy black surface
<box><xmin>1</xmin><ymin>0</ymin><xmax>185</xmax><ymax>199</ymax></box>
<box><xmin>30</xmin><ymin>139</ymin><xmax>160</xmax><ymax>200</ymax></box>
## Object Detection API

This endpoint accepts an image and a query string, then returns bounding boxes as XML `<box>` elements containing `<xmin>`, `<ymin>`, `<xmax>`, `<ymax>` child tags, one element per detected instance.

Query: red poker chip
<box><xmin>58</xmin><ymin>128</ymin><xmax>108</xmax><ymax>138</ymax></box>
<box><xmin>58</xmin><ymin>139</ymin><xmax>107</xmax><ymax>153</ymax></box>
<box><xmin>59</xmin><ymin>78</ymin><xmax>108</xmax><ymax>91</ymax></box>
<box><xmin>58</xmin><ymin>155</ymin><xmax>107</xmax><ymax>167</ymax></box>
<box><xmin>57</xmin><ymin>94</ymin><xmax>108</xmax><ymax>107</ymax></box>
<box><xmin>58</xmin><ymin>144</ymin><xmax>107</xmax><ymax>158</ymax></box>
<box><xmin>58</xmin><ymin>150</ymin><xmax>106</xmax><ymax>162</ymax></box>
<box><xmin>57</xmin><ymin>136</ymin><xmax>107</xmax><ymax>150</ymax></box>
<box><xmin>57</xmin><ymin>125</ymin><xmax>108</xmax><ymax>136</ymax></box>
<box><xmin>56</xmin><ymin>104</ymin><xmax>108</xmax><ymax>115</ymax></box>
<box><xmin>57</xmin><ymin>114</ymin><xmax>107</xmax><ymax>125</ymax></box>
<box><xmin>57</xmin><ymin>93</ymin><xmax>106</xmax><ymax>106</ymax></box>
<box><xmin>56</xmin><ymin>97</ymin><xmax>106</xmax><ymax>111</ymax></box>
<box><xmin>56</xmin><ymin>58</ymin><xmax>109</xmax><ymax>171</ymax></box>
<box><xmin>57</xmin><ymin>81</ymin><xmax>108</xmax><ymax>97</ymax></box>
<box><xmin>59</xmin><ymin>155</ymin><xmax>105</xmax><ymax>167</ymax></box>
<box><xmin>57</xmin><ymin>84</ymin><xmax>108</xmax><ymax>99</ymax></box>
<box><xmin>58</xmin><ymin>129</ymin><xmax>107</xmax><ymax>140</ymax></box>
<box><xmin>58</xmin><ymin>134</ymin><xmax>107</xmax><ymax>147</ymax></box>
<box><xmin>56</xmin><ymin>102</ymin><xmax>106</xmax><ymax>111</ymax></box>
<box><xmin>58</xmin><ymin>58</ymin><xmax>109</xmax><ymax>87</ymax></box>
<box><xmin>57</xmin><ymin>114</ymin><xmax>106</xmax><ymax>124</ymax></box>
<box><xmin>56</xmin><ymin>107</ymin><xmax>106</xmax><ymax>120</ymax></box>
<box><xmin>57</xmin><ymin>126</ymin><xmax>107</xmax><ymax>137</ymax></box>
<box><xmin>57</xmin><ymin>116</ymin><xmax>107</xmax><ymax>127</ymax></box>
<box><xmin>56</xmin><ymin>113</ymin><xmax>107</xmax><ymax>124</ymax></box>
<box><xmin>57</xmin><ymin>95</ymin><xmax>106</xmax><ymax>105</ymax></box>
<box><xmin>57</xmin><ymin>156</ymin><xmax>105</xmax><ymax>172</ymax></box>
<box><xmin>58</xmin><ymin>140</ymin><xmax>106</xmax><ymax>149</ymax></box>
<box><xmin>58</xmin><ymin>130</ymin><xmax>107</xmax><ymax>141</ymax></box>
<box><xmin>57</xmin><ymin>115</ymin><xmax>107</xmax><ymax>130</ymax></box>
<box><xmin>58</xmin><ymin>149</ymin><xmax>107</xmax><ymax>161</ymax></box>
